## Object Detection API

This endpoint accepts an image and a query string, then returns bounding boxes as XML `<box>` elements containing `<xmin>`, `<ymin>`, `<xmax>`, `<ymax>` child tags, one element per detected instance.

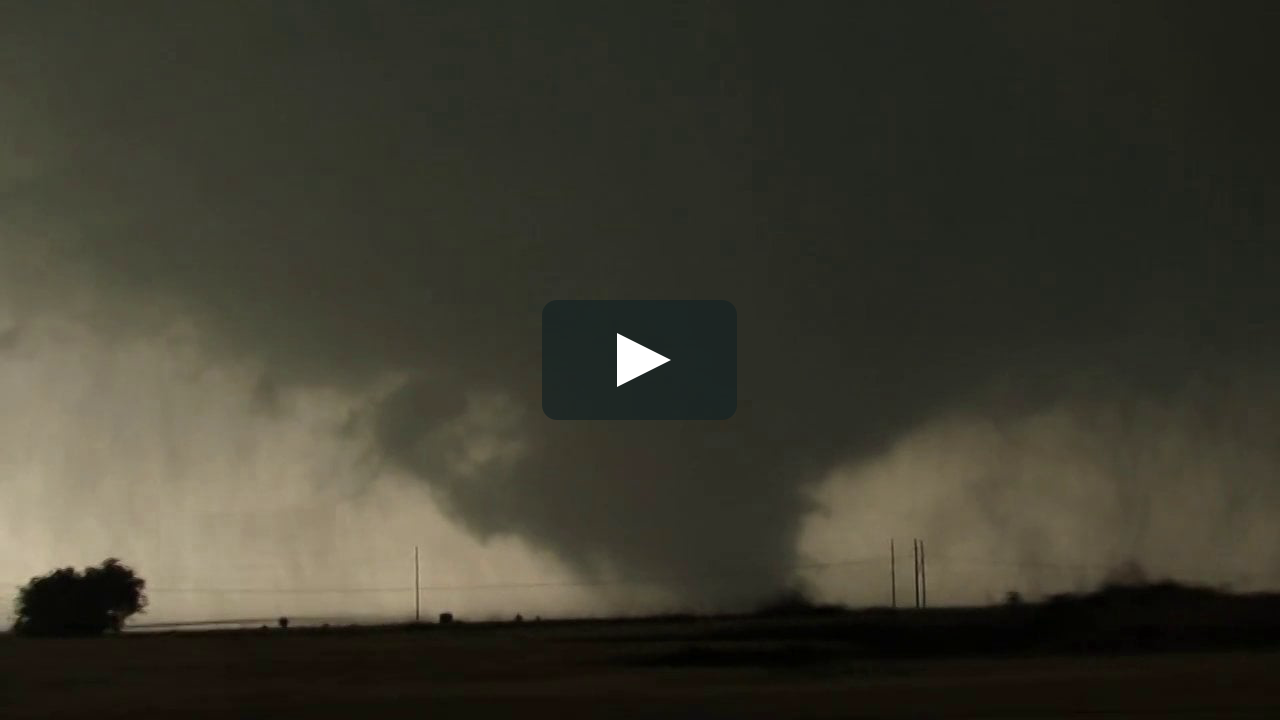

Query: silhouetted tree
<box><xmin>12</xmin><ymin>558</ymin><xmax>147</xmax><ymax>636</ymax></box>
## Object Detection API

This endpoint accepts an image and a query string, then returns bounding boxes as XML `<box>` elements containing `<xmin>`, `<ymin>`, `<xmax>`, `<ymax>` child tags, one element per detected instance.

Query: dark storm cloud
<box><xmin>1</xmin><ymin>2</ymin><xmax>1275</xmax><ymax>603</ymax></box>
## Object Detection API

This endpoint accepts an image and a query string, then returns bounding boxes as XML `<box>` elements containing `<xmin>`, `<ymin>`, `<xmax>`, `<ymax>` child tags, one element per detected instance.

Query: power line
<box><xmin>147</xmin><ymin>586</ymin><xmax>414</xmax><ymax>594</ymax></box>
<box><xmin>0</xmin><ymin>556</ymin><xmax>887</xmax><ymax>596</ymax></box>
<box><xmin>133</xmin><ymin>556</ymin><xmax>895</xmax><ymax>595</ymax></box>
<box><xmin>5</xmin><ymin>554</ymin><xmax>1275</xmax><ymax>597</ymax></box>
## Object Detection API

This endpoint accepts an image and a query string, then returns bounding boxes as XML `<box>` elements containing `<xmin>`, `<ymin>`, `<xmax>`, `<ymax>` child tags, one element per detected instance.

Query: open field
<box><xmin>4</xmin><ymin>608</ymin><xmax>1280</xmax><ymax>719</ymax></box>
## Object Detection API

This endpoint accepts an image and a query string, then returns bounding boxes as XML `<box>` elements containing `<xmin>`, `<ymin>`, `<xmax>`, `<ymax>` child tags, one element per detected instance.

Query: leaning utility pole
<box><xmin>913</xmin><ymin>538</ymin><xmax>921</xmax><ymax>608</ymax></box>
<box><xmin>919</xmin><ymin>539</ymin><xmax>928</xmax><ymax>608</ymax></box>
<box><xmin>890</xmin><ymin>539</ymin><xmax>897</xmax><ymax>608</ymax></box>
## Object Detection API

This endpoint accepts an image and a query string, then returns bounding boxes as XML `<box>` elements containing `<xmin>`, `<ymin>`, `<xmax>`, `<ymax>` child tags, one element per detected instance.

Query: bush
<box><xmin>13</xmin><ymin>558</ymin><xmax>147</xmax><ymax>636</ymax></box>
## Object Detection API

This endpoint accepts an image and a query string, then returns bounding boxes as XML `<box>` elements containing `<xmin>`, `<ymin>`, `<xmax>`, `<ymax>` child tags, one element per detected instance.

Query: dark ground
<box><xmin>4</xmin><ymin>585</ymin><xmax>1280</xmax><ymax>719</ymax></box>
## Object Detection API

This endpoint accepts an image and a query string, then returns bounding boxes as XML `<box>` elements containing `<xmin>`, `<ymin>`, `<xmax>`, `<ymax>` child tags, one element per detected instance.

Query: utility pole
<box><xmin>414</xmin><ymin>545</ymin><xmax>421</xmax><ymax>623</ymax></box>
<box><xmin>913</xmin><ymin>538</ymin><xmax>920</xmax><ymax>608</ymax></box>
<box><xmin>920</xmin><ymin>539</ymin><xmax>928</xmax><ymax>609</ymax></box>
<box><xmin>890</xmin><ymin>539</ymin><xmax>897</xmax><ymax>609</ymax></box>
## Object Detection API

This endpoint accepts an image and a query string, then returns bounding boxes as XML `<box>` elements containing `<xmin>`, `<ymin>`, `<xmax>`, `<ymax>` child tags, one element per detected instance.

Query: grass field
<box><xmin>3</xmin><ymin>610</ymin><xmax>1280</xmax><ymax>719</ymax></box>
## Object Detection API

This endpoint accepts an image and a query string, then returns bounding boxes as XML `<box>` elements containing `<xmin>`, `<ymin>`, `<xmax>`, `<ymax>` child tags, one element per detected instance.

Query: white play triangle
<box><xmin>616</xmin><ymin>333</ymin><xmax>670</xmax><ymax>387</ymax></box>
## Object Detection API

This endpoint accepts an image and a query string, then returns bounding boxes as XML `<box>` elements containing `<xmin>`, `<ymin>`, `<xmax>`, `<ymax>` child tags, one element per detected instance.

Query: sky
<box><xmin>0</xmin><ymin>2</ymin><xmax>1277</xmax><ymax>623</ymax></box>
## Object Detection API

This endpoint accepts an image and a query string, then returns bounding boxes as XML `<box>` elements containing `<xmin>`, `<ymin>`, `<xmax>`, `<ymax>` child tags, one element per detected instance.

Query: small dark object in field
<box><xmin>439</xmin><ymin>612</ymin><xmax>453</xmax><ymax>624</ymax></box>
<box><xmin>278</xmin><ymin>616</ymin><xmax>289</xmax><ymax>629</ymax></box>
<box><xmin>514</xmin><ymin>614</ymin><xmax>523</xmax><ymax>623</ymax></box>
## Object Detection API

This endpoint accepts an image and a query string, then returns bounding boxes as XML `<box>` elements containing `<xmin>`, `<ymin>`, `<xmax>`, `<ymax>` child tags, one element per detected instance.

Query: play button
<box><xmin>616</xmin><ymin>333</ymin><xmax>670</xmax><ymax>387</ymax></box>
<box><xmin>543</xmin><ymin>300</ymin><xmax>736</xmax><ymax>420</ymax></box>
